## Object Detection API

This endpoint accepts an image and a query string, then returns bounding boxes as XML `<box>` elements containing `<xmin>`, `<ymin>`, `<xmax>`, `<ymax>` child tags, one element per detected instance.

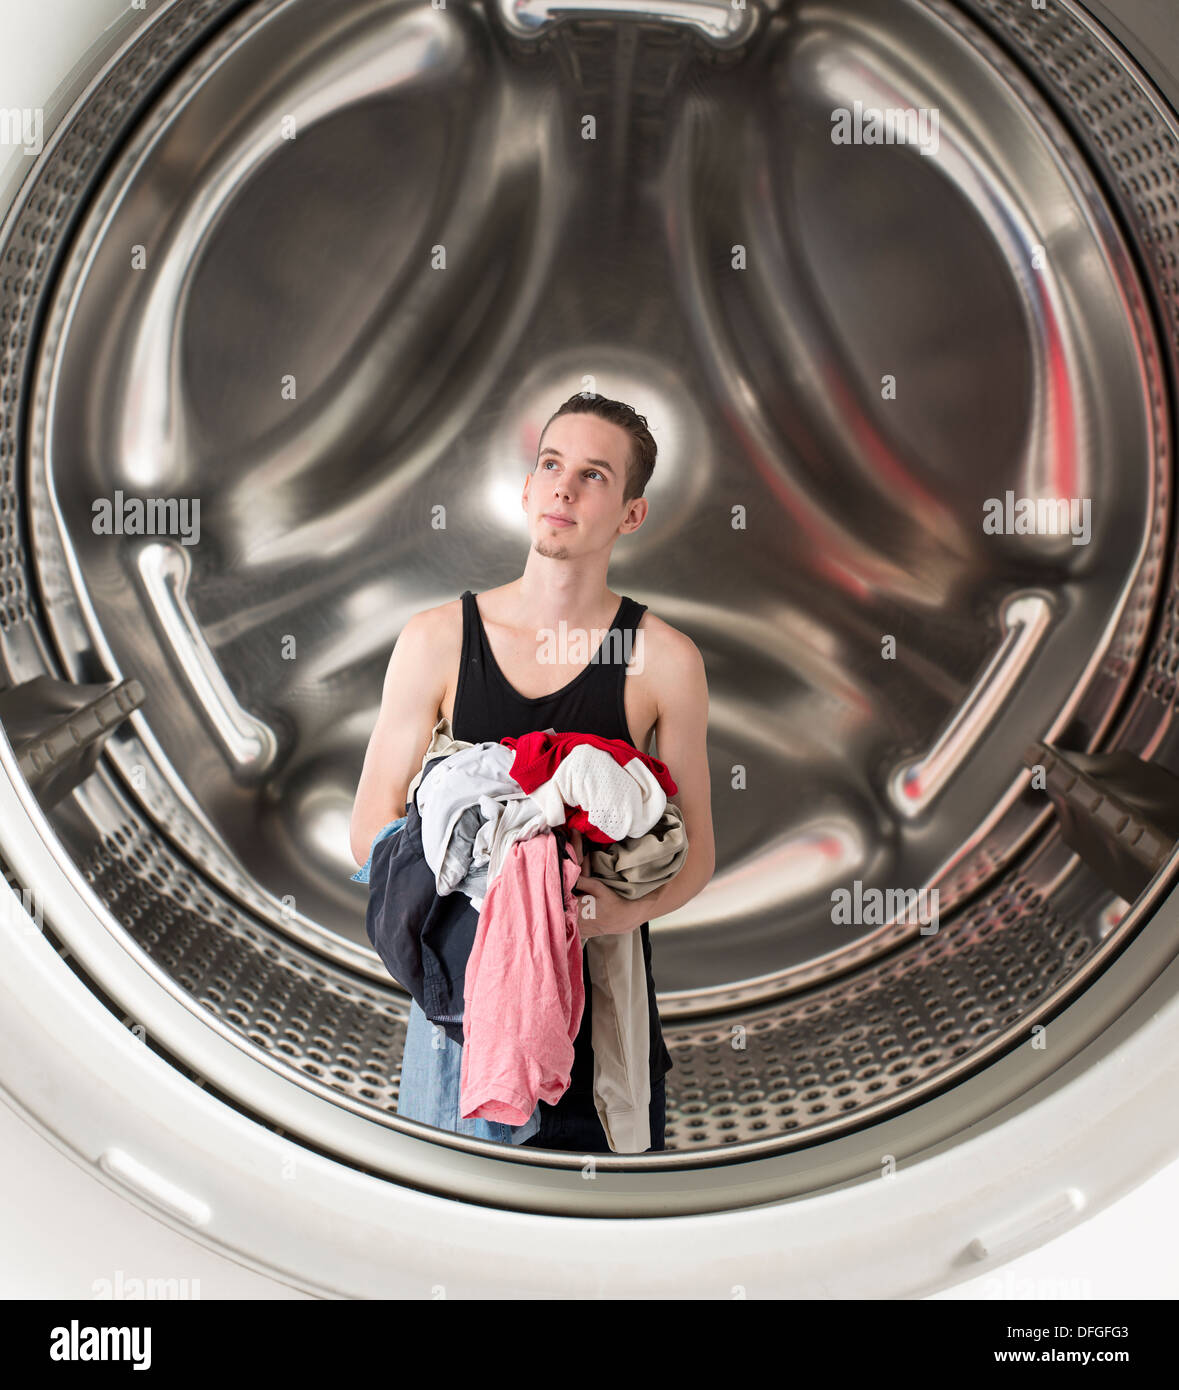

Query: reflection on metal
<box><xmin>1025</xmin><ymin>741</ymin><xmax>1179</xmax><ymax>903</ymax></box>
<box><xmin>495</xmin><ymin>0</ymin><xmax>767</xmax><ymax>48</ymax></box>
<box><xmin>25</xmin><ymin>0</ymin><xmax>1164</xmax><ymax>994</ymax></box>
<box><xmin>891</xmin><ymin>591</ymin><xmax>1054</xmax><ymax>817</ymax></box>
<box><xmin>138</xmin><ymin>542</ymin><xmax>278</xmax><ymax>776</ymax></box>
<box><xmin>0</xmin><ymin>676</ymin><xmax>144</xmax><ymax>809</ymax></box>
<box><xmin>0</xmin><ymin>0</ymin><xmax>1176</xmax><ymax>1171</ymax></box>
<box><xmin>115</xmin><ymin>3</ymin><xmax>469</xmax><ymax>495</ymax></box>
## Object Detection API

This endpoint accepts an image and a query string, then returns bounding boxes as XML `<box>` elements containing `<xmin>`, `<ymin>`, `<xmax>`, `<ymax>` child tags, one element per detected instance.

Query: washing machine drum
<box><xmin>3</xmin><ymin>0</ymin><xmax>1179</xmax><ymax>1298</ymax></box>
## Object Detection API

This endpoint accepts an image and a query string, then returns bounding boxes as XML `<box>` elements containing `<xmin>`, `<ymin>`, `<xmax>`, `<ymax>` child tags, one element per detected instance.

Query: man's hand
<box><xmin>566</xmin><ymin>827</ymin><xmax>644</xmax><ymax>941</ymax></box>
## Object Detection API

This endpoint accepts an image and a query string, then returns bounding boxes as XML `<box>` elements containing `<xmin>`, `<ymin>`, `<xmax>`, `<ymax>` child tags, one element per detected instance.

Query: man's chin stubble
<box><xmin>533</xmin><ymin>538</ymin><xmax>571</xmax><ymax>560</ymax></box>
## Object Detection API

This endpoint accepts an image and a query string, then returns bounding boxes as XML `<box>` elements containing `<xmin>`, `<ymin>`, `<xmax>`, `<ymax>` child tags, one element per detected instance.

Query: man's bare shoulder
<box><xmin>395</xmin><ymin>594</ymin><xmax>464</xmax><ymax>654</ymax></box>
<box><xmin>636</xmin><ymin>607</ymin><xmax>707</xmax><ymax>682</ymax></box>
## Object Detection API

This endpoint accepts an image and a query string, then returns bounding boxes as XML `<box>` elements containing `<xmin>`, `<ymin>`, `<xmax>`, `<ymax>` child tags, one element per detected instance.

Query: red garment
<box><xmin>459</xmin><ymin>831</ymin><xmax>585</xmax><ymax>1124</ymax></box>
<box><xmin>501</xmin><ymin>730</ymin><xmax>677</xmax><ymax>797</ymax></box>
<box><xmin>500</xmin><ymin>730</ymin><xmax>678</xmax><ymax>845</ymax></box>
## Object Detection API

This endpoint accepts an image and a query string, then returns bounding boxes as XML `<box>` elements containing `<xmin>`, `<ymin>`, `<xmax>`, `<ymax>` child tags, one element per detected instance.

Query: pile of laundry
<box><xmin>353</xmin><ymin>716</ymin><xmax>688</xmax><ymax>1152</ymax></box>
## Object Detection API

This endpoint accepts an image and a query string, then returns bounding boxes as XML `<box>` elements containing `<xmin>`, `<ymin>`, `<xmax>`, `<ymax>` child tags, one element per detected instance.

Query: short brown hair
<box><xmin>537</xmin><ymin>393</ymin><xmax>657</xmax><ymax>503</ymax></box>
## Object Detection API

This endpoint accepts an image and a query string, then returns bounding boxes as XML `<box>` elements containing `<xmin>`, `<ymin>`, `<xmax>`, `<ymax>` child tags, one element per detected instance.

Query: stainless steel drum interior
<box><xmin>2</xmin><ymin>0</ymin><xmax>1178</xmax><ymax>1191</ymax></box>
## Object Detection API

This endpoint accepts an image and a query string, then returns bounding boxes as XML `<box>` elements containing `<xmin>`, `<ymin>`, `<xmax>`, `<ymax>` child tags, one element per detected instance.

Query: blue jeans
<box><xmin>352</xmin><ymin>816</ymin><xmax>407</xmax><ymax>884</ymax></box>
<box><xmin>521</xmin><ymin>1075</ymin><xmax>667</xmax><ymax>1153</ymax></box>
<box><xmin>397</xmin><ymin>997</ymin><xmax>541</xmax><ymax>1144</ymax></box>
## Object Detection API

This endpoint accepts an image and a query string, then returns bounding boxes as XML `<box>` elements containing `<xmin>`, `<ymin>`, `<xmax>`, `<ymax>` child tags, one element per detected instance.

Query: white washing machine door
<box><xmin>2</xmin><ymin>0</ymin><xmax>1179</xmax><ymax>1300</ymax></box>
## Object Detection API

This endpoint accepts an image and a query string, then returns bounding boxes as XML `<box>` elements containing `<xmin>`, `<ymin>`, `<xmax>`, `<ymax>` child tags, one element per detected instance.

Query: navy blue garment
<box><xmin>521</xmin><ymin>1075</ymin><xmax>667</xmax><ymax>1154</ymax></box>
<box><xmin>364</xmin><ymin>753</ymin><xmax>479</xmax><ymax>1045</ymax></box>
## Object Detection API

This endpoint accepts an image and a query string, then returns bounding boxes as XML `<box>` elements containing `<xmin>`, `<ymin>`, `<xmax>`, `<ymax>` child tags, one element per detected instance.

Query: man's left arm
<box><xmin>575</xmin><ymin>631</ymin><xmax>715</xmax><ymax>935</ymax></box>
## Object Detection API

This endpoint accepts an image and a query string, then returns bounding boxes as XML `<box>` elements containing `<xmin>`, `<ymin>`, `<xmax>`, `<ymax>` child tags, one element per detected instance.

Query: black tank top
<box><xmin>451</xmin><ymin>589</ymin><xmax>673</xmax><ymax>1091</ymax></box>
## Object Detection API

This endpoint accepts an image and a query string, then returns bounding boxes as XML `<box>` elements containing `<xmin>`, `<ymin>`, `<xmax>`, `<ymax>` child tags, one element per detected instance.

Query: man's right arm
<box><xmin>349</xmin><ymin>611</ymin><xmax>447</xmax><ymax>867</ymax></box>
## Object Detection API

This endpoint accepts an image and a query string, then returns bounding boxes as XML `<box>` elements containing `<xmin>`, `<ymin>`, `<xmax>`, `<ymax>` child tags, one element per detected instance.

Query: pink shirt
<box><xmin>459</xmin><ymin>831</ymin><xmax>585</xmax><ymax>1124</ymax></box>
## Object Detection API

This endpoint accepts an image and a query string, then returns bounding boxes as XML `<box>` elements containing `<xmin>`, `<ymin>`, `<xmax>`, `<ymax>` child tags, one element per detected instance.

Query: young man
<box><xmin>350</xmin><ymin>392</ymin><xmax>715</xmax><ymax>1151</ymax></box>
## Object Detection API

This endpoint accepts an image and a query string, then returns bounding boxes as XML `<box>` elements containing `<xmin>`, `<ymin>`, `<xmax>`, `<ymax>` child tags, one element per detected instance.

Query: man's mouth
<box><xmin>543</xmin><ymin>513</ymin><xmax>575</xmax><ymax>528</ymax></box>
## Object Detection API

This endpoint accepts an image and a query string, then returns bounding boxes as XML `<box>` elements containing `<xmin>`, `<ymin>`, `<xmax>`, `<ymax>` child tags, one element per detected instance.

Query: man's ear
<box><xmin>620</xmin><ymin>496</ymin><xmax>648</xmax><ymax>532</ymax></box>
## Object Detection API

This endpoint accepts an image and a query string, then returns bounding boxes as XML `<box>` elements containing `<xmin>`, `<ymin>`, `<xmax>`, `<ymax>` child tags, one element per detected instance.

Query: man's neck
<box><xmin>511</xmin><ymin>554</ymin><xmax>617</xmax><ymax>630</ymax></box>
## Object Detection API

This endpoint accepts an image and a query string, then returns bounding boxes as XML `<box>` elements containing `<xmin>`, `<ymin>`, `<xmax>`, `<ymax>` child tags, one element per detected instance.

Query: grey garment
<box><xmin>416</xmin><ymin>741</ymin><xmax>527</xmax><ymax>897</ymax></box>
<box><xmin>585</xmin><ymin>802</ymin><xmax>689</xmax><ymax>898</ymax></box>
<box><xmin>406</xmin><ymin>717</ymin><xmax>545</xmax><ymax>908</ymax></box>
<box><xmin>471</xmin><ymin>791</ymin><xmax>551</xmax><ymax>883</ymax></box>
<box><xmin>406</xmin><ymin>715</ymin><xmax>474</xmax><ymax>807</ymax></box>
<box><xmin>429</xmin><ymin>800</ymin><xmax>485</xmax><ymax>898</ymax></box>
<box><xmin>447</xmin><ymin>804</ymin><xmax>490</xmax><ymax>906</ymax></box>
<box><xmin>586</xmin><ymin>930</ymin><xmax>652</xmax><ymax>1152</ymax></box>
<box><xmin>407</xmin><ymin>717</ymin><xmax>489</xmax><ymax>904</ymax></box>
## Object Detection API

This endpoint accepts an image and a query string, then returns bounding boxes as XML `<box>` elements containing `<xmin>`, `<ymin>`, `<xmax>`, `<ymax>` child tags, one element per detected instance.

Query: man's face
<box><xmin>523</xmin><ymin>411</ymin><xmax>645</xmax><ymax>559</ymax></box>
